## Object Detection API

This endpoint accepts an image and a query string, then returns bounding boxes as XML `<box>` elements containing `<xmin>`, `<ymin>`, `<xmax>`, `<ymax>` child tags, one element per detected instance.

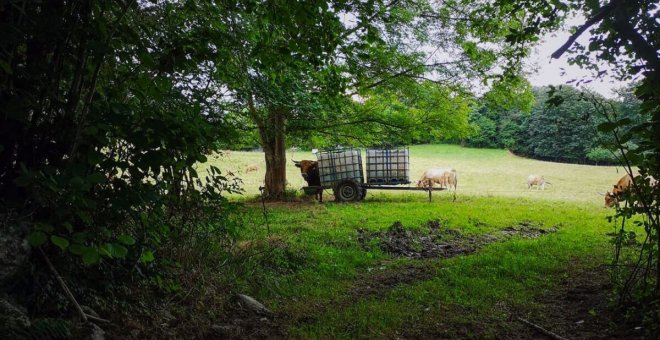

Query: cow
<box><xmin>245</xmin><ymin>164</ymin><xmax>259</xmax><ymax>173</ymax></box>
<box><xmin>602</xmin><ymin>174</ymin><xmax>633</xmax><ymax>208</ymax></box>
<box><xmin>602</xmin><ymin>174</ymin><xmax>660</xmax><ymax>208</ymax></box>
<box><xmin>292</xmin><ymin>160</ymin><xmax>320</xmax><ymax>186</ymax></box>
<box><xmin>293</xmin><ymin>159</ymin><xmax>322</xmax><ymax>201</ymax></box>
<box><xmin>527</xmin><ymin>175</ymin><xmax>551</xmax><ymax>190</ymax></box>
<box><xmin>602</xmin><ymin>173</ymin><xmax>659</xmax><ymax>208</ymax></box>
<box><xmin>416</xmin><ymin>168</ymin><xmax>458</xmax><ymax>191</ymax></box>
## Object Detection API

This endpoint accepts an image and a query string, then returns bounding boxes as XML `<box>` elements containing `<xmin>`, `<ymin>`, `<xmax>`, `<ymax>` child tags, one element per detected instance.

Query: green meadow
<box><xmin>202</xmin><ymin>144</ymin><xmax>636</xmax><ymax>338</ymax></box>
<box><xmin>202</xmin><ymin>144</ymin><xmax>628</xmax><ymax>204</ymax></box>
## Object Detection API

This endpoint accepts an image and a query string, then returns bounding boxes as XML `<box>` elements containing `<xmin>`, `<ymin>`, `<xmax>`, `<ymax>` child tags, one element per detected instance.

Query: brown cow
<box><xmin>293</xmin><ymin>159</ymin><xmax>322</xmax><ymax>200</ymax></box>
<box><xmin>245</xmin><ymin>164</ymin><xmax>259</xmax><ymax>173</ymax></box>
<box><xmin>603</xmin><ymin>174</ymin><xmax>632</xmax><ymax>207</ymax></box>
<box><xmin>292</xmin><ymin>160</ymin><xmax>320</xmax><ymax>187</ymax></box>
<box><xmin>604</xmin><ymin>174</ymin><xmax>658</xmax><ymax>207</ymax></box>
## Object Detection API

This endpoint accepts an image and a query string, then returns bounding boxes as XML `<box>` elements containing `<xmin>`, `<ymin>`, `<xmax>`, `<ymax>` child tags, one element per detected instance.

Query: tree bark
<box><xmin>259</xmin><ymin>109</ymin><xmax>287</xmax><ymax>199</ymax></box>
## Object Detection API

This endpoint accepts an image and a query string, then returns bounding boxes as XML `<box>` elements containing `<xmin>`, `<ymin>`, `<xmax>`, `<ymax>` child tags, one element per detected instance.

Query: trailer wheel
<box><xmin>334</xmin><ymin>180</ymin><xmax>363</xmax><ymax>202</ymax></box>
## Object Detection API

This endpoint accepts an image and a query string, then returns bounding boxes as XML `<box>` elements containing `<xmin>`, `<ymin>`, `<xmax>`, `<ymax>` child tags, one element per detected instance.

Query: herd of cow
<box><xmin>291</xmin><ymin>159</ymin><xmax>653</xmax><ymax>208</ymax></box>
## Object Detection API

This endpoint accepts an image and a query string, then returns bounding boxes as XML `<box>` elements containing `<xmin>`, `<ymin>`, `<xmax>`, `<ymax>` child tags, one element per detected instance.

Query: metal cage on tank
<box><xmin>366</xmin><ymin>147</ymin><xmax>410</xmax><ymax>185</ymax></box>
<box><xmin>317</xmin><ymin>148</ymin><xmax>364</xmax><ymax>187</ymax></box>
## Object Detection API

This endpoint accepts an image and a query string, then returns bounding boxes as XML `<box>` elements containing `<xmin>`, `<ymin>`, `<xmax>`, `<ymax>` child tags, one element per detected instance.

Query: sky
<box><xmin>527</xmin><ymin>16</ymin><xmax>630</xmax><ymax>99</ymax></box>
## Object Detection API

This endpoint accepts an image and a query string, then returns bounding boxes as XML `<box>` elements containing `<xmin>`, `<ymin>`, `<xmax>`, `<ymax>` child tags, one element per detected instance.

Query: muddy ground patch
<box><xmin>347</xmin><ymin>220</ymin><xmax>558</xmax><ymax>303</ymax></box>
<box><xmin>357</xmin><ymin>219</ymin><xmax>557</xmax><ymax>259</ymax></box>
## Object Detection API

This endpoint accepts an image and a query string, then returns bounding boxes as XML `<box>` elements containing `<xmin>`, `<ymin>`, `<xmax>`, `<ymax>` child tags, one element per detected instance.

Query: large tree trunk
<box><xmin>259</xmin><ymin>110</ymin><xmax>287</xmax><ymax>199</ymax></box>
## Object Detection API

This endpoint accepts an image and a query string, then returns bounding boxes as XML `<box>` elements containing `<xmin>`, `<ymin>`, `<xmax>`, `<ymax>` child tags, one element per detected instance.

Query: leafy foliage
<box><xmin>466</xmin><ymin>84</ymin><xmax>644</xmax><ymax>165</ymax></box>
<box><xmin>0</xmin><ymin>1</ymin><xmax>241</xmax><ymax>270</ymax></box>
<box><xmin>213</xmin><ymin>0</ymin><xmax>545</xmax><ymax>197</ymax></box>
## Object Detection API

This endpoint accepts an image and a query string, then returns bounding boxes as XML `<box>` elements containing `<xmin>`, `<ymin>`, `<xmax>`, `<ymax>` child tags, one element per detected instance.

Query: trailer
<box><xmin>302</xmin><ymin>147</ymin><xmax>445</xmax><ymax>202</ymax></box>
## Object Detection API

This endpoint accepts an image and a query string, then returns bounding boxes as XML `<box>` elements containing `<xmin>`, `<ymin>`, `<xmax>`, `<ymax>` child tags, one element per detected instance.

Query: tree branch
<box><xmin>611</xmin><ymin>0</ymin><xmax>659</xmax><ymax>72</ymax></box>
<box><xmin>348</xmin><ymin>59</ymin><xmax>470</xmax><ymax>95</ymax></box>
<box><xmin>551</xmin><ymin>2</ymin><xmax>615</xmax><ymax>59</ymax></box>
<box><xmin>40</xmin><ymin>248</ymin><xmax>88</xmax><ymax>322</ymax></box>
<box><xmin>340</xmin><ymin>0</ymin><xmax>401</xmax><ymax>40</ymax></box>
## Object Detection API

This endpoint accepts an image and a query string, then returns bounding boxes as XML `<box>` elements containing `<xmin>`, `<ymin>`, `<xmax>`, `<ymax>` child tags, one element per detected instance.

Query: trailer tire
<box><xmin>334</xmin><ymin>180</ymin><xmax>363</xmax><ymax>202</ymax></box>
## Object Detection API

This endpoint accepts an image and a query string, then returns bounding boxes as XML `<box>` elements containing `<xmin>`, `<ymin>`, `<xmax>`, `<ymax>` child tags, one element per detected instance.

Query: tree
<box><xmin>526</xmin><ymin>87</ymin><xmax>602</xmax><ymax>162</ymax></box>
<box><xmin>211</xmin><ymin>0</ymin><xmax>540</xmax><ymax>198</ymax></box>
<box><xmin>465</xmin><ymin>77</ymin><xmax>533</xmax><ymax>149</ymax></box>
<box><xmin>0</xmin><ymin>0</ymin><xmax>244</xmax><ymax>268</ymax></box>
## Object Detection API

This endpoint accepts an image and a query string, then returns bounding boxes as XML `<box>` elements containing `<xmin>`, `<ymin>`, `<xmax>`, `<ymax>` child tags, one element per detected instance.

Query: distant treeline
<box><xmin>462</xmin><ymin>85</ymin><xmax>643</xmax><ymax>165</ymax></box>
<box><xmin>223</xmin><ymin>84</ymin><xmax>643</xmax><ymax>167</ymax></box>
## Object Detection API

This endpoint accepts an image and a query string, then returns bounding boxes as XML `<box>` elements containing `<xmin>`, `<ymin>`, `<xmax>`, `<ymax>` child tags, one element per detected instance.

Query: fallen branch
<box><xmin>516</xmin><ymin>317</ymin><xmax>569</xmax><ymax>340</ymax></box>
<box><xmin>85</xmin><ymin>314</ymin><xmax>110</xmax><ymax>324</ymax></box>
<box><xmin>40</xmin><ymin>248</ymin><xmax>88</xmax><ymax>322</ymax></box>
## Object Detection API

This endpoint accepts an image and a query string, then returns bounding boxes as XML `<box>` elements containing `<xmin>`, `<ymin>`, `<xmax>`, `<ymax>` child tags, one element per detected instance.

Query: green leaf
<box><xmin>69</xmin><ymin>176</ymin><xmax>85</xmax><ymax>189</ymax></box>
<box><xmin>82</xmin><ymin>248</ymin><xmax>100</xmax><ymax>265</ymax></box>
<box><xmin>110</xmin><ymin>243</ymin><xmax>128</xmax><ymax>258</ymax></box>
<box><xmin>68</xmin><ymin>244</ymin><xmax>86</xmax><ymax>256</ymax></box>
<box><xmin>98</xmin><ymin>243</ymin><xmax>113</xmax><ymax>258</ymax></box>
<box><xmin>77</xmin><ymin>211</ymin><xmax>93</xmax><ymax>224</ymax></box>
<box><xmin>50</xmin><ymin>235</ymin><xmax>70</xmax><ymax>251</ymax></box>
<box><xmin>35</xmin><ymin>222</ymin><xmax>54</xmax><ymax>233</ymax></box>
<box><xmin>140</xmin><ymin>250</ymin><xmax>155</xmax><ymax>263</ymax></box>
<box><xmin>28</xmin><ymin>231</ymin><xmax>48</xmax><ymax>247</ymax></box>
<box><xmin>72</xmin><ymin>232</ymin><xmax>88</xmax><ymax>243</ymax></box>
<box><xmin>0</xmin><ymin>60</ymin><xmax>11</xmax><ymax>74</ymax></box>
<box><xmin>597</xmin><ymin>122</ymin><xmax>618</xmax><ymax>132</ymax></box>
<box><xmin>63</xmin><ymin>222</ymin><xmax>74</xmax><ymax>233</ymax></box>
<box><xmin>117</xmin><ymin>234</ymin><xmax>136</xmax><ymax>246</ymax></box>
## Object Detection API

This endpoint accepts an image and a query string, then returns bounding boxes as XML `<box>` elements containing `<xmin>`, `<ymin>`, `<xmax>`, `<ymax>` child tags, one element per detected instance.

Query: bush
<box><xmin>586</xmin><ymin>147</ymin><xmax>617</xmax><ymax>164</ymax></box>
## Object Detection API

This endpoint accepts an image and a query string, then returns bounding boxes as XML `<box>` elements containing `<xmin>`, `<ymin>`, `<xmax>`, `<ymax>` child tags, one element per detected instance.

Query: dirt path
<box><xmin>398</xmin><ymin>265</ymin><xmax>648</xmax><ymax>339</ymax></box>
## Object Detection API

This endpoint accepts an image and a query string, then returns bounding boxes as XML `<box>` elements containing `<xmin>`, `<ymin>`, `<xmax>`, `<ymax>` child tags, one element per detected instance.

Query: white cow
<box><xmin>527</xmin><ymin>174</ymin><xmax>550</xmax><ymax>190</ymax></box>
<box><xmin>417</xmin><ymin>168</ymin><xmax>458</xmax><ymax>190</ymax></box>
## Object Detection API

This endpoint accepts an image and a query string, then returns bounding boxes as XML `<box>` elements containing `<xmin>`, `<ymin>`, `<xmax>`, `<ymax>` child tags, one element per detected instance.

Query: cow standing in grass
<box><xmin>293</xmin><ymin>159</ymin><xmax>322</xmax><ymax>200</ymax></box>
<box><xmin>527</xmin><ymin>175</ymin><xmax>551</xmax><ymax>190</ymax></box>
<box><xmin>292</xmin><ymin>160</ymin><xmax>320</xmax><ymax>187</ymax></box>
<box><xmin>603</xmin><ymin>174</ymin><xmax>634</xmax><ymax>207</ymax></box>
<box><xmin>245</xmin><ymin>164</ymin><xmax>259</xmax><ymax>173</ymax></box>
<box><xmin>417</xmin><ymin>168</ymin><xmax>458</xmax><ymax>191</ymax></box>
<box><xmin>602</xmin><ymin>174</ymin><xmax>659</xmax><ymax>207</ymax></box>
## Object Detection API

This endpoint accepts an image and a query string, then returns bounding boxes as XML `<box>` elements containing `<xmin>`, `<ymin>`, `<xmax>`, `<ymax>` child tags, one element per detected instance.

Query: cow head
<box><xmin>604</xmin><ymin>191</ymin><xmax>617</xmax><ymax>208</ymax></box>
<box><xmin>416</xmin><ymin>179</ymin><xmax>430</xmax><ymax>188</ymax></box>
<box><xmin>293</xmin><ymin>159</ymin><xmax>320</xmax><ymax>186</ymax></box>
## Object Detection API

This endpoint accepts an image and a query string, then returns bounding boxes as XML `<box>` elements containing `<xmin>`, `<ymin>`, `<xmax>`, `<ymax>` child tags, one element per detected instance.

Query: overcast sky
<box><xmin>527</xmin><ymin>16</ymin><xmax>629</xmax><ymax>99</ymax></box>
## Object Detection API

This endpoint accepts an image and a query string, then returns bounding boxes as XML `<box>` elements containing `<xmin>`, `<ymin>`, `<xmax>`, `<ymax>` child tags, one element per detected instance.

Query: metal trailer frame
<box><xmin>303</xmin><ymin>184</ymin><xmax>446</xmax><ymax>203</ymax></box>
<box><xmin>303</xmin><ymin>147</ymin><xmax>446</xmax><ymax>202</ymax></box>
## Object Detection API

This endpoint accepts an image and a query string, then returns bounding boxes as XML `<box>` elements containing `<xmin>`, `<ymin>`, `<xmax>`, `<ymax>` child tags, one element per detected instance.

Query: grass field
<box><xmin>201</xmin><ymin>144</ymin><xmax>629</xmax><ymax>204</ymax></box>
<box><xmin>201</xmin><ymin>144</ymin><xmax>643</xmax><ymax>338</ymax></box>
